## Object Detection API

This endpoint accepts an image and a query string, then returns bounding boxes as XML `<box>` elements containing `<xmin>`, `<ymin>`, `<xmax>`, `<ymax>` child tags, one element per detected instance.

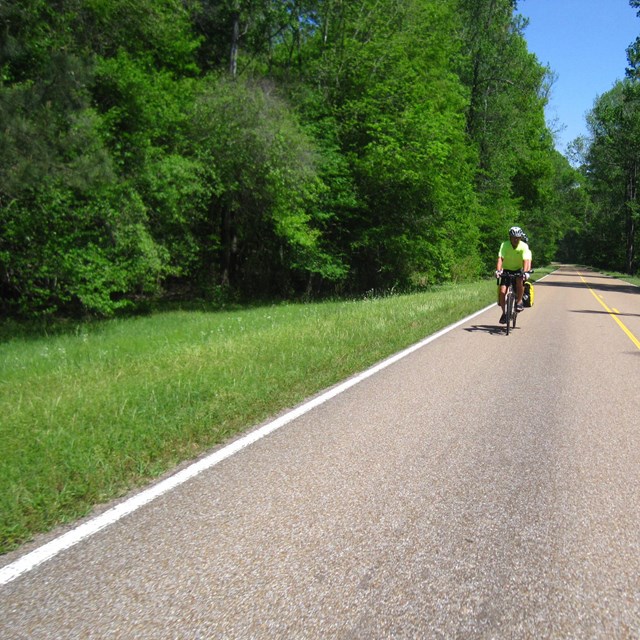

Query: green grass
<box><xmin>601</xmin><ymin>270</ymin><xmax>640</xmax><ymax>286</ymax></box>
<box><xmin>1</xmin><ymin>274</ymin><xmax>553</xmax><ymax>554</ymax></box>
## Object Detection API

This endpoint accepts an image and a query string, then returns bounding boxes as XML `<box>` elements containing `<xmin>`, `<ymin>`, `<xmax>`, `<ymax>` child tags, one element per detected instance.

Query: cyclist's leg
<box><xmin>498</xmin><ymin>285</ymin><xmax>507</xmax><ymax>312</ymax></box>
<box><xmin>516</xmin><ymin>276</ymin><xmax>524</xmax><ymax>307</ymax></box>
<box><xmin>498</xmin><ymin>281</ymin><xmax>507</xmax><ymax>323</ymax></box>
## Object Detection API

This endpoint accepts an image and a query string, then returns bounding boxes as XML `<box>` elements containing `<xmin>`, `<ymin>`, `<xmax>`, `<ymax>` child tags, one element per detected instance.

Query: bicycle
<box><xmin>497</xmin><ymin>270</ymin><xmax>532</xmax><ymax>335</ymax></box>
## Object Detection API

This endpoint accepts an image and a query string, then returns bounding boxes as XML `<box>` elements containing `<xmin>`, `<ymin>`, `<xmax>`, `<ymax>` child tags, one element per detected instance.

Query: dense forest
<box><xmin>0</xmin><ymin>0</ymin><xmax>637</xmax><ymax>317</ymax></box>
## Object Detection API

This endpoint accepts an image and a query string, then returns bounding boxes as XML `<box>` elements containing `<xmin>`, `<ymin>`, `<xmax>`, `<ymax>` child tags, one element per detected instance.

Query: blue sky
<box><xmin>518</xmin><ymin>0</ymin><xmax>640</xmax><ymax>154</ymax></box>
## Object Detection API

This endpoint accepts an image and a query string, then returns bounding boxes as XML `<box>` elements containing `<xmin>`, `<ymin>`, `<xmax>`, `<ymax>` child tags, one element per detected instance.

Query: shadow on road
<box><xmin>571</xmin><ymin>309</ymin><xmax>640</xmax><ymax>318</ymax></box>
<box><xmin>464</xmin><ymin>324</ymin><xmax>508</xmax><ymax>336</ymax></box>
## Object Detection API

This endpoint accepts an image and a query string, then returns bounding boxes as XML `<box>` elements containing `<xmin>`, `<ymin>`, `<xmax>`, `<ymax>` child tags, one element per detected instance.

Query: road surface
<box><xmin>1</xmin><ymin>266</ymin><xmax>640</xmax><ymax>638</ymax></box>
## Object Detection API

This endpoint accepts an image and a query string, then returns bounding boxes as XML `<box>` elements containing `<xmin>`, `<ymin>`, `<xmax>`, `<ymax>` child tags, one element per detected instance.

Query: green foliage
<box><xmin>193</xmin><ymin>0</ymin><xmax>295</xmax><ymax>74</ymax></box>
<box><xmin>0</xmin><ymin>54</ymin><xmax>107</xmax><ymax>192</ymax></box>
<box><xmin>139</xmin><ymin>152</ymin><xmax>216</xmax><ymax>280</ymax></box>
<box><xmin>567</xmin><ymin>80</ymin><xmax>640</xmax><ymax>273</ymax></box>
<box><xmin>0</xmin><ymin>0</ymin><xmax>200</xmax><ymax>315</ymax></box>
<box><xmin>455</xmin><ymin>0</ymin><xmax>561</xmax><ymax>267</ymax></box>
<box><xmin>1</xmin><ymin>181</ymin><xmax>167</xmax><ymax>316</ymax></box>
<box><xmin>275</xmin><ymin>0</ymin><xmax>485</xmax><ymax>289</ymax></box>
<box><xmin>0</xmin><ymin>0</ymin><xmax>73</xmax><ymax>82</ymax></box>
<box><xmin>187</xmin><ymin>75</ymin><xmax>346</xmax><ymax>293</ymax></box>
<box><xmin>73</xmin><ymin>0</ymin><xmax>201</xmax><ymax>73</ymax></box>
<box><xmin>1</xmin><ymin>0</ymin><xmax>578</xmax><ymax>317</ymax></box>
<box><xmin>93</xmin><ymin>52</ymin><xmax>196</xmax><ymax>172</ymax></box>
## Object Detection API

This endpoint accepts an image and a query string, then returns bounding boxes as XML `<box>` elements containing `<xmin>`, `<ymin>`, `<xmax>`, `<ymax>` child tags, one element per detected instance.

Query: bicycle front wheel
<box><xmin>505</xmin><ymin>290</ymin><xmax>514</xmax><ymax>335</ymax></box>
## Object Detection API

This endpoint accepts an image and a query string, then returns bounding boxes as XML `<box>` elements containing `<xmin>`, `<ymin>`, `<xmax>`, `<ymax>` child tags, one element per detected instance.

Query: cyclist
<box><xmin>495</xmin><ymin>226</ymin><xmax>532</xmax><ymax>324</ymax></box>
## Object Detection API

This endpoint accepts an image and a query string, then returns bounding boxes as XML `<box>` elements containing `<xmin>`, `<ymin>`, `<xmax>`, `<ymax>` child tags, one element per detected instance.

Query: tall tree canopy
<box><xmin>0</xmin><ymin>0</ymin><xmax>580</xmax><ymax>316</ymax></box>
<box><xmin>566</xmin><ymin>81</ymin><xmax>640</xmax><ymax>273</ymax></box>
<box><xmin>562</xmin><ymin>0</ymin><xmax>640</xmax><ymax>273</ymax></box>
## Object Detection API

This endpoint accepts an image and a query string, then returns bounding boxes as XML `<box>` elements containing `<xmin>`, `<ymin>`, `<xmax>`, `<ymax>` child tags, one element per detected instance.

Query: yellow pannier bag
<box><xmin>523</xmin><ymin>280</ymin><xmax>534</xmax><ymax>307</ymax></box>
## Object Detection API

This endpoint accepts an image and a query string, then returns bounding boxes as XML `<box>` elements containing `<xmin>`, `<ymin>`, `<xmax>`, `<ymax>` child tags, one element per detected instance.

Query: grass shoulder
<box><xmin>600</xmin><ymin>270</ymin><xmax>640</xmax><ymax>287</ymax></box>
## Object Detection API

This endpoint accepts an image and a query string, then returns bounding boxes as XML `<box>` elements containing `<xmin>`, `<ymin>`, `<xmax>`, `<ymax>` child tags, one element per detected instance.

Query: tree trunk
<box><xmin>626</xmin><ymin>160</ymin><xmax>637</xmax><ymax>273</ymax></box>
<box><xmin>220</xmin><ymin>208</ymin><xmax>237</xmax><ymax>287</ymax></box>
<box><xmin>230</xmin><ymin>5</ymin><xmax>240</xmax><ymax>77</ymax></box>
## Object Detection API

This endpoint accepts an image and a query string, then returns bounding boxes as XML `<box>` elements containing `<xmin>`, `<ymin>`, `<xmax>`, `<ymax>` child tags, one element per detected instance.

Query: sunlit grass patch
<box><xmin>1</xmin><ymin>280</ymin><xmax>499</xmax><ymax>553</ymax></box>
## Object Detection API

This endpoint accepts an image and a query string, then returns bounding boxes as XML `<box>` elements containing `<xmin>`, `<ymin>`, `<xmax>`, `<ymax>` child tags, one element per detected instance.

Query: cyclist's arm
<box><xmin>523</xmin><ymin>246</ymin><xmax>532</xmax><ymax>273</ymax></box>
<box><xmin>496</xmin><ymin>256</ymin><xmax>504</xmax><ymax>272</ymax></box>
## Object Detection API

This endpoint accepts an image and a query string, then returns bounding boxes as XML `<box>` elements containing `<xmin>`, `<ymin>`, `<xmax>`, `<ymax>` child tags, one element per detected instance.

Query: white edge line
<box><xmin>1</xmin><ymin>301</ymin><xmax>497</xmax><ymax>587</ymax></box>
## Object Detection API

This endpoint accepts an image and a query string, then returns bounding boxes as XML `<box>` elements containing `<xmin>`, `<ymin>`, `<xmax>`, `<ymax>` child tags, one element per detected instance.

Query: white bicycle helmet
<box><xmin>509</xmin><ymin>226</ymin><xmax>524</xmax><ymax>238</ymax></box>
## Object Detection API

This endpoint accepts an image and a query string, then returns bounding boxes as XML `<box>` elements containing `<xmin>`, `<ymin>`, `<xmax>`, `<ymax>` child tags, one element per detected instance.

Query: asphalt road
<box><xmin>1</xmin><ymin>266</ymin><xmax>640</xmax><ymax>639</ymax></box>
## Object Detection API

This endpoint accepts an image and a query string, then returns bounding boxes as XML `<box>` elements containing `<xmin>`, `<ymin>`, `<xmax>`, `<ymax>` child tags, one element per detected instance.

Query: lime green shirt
<box><xmin>499</xmin><ymin>240</ymin><xmax>531</xmax><ymax>271</ymax></box>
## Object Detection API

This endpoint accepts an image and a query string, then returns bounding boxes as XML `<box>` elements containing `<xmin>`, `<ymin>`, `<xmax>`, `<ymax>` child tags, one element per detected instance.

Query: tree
<box><xmin>272</xmin><ymin>0</ymin><xmax>485</xmax><ymax>289</ymax></box>
<box><xmin>0</xmin><ymin>0</ymin><xmax>574</xmax><ymax>316</ymax></box>
<box><xmin>0</xmin><ymin>0</ymin><xmax>200</xmax><ymax>315</ymax></box>
<box><xmin>192</xmin><ymin>0</ymin><xmax>295</xmax><ymax>76</ymax></box>
<box><xmin>187</xmin><ymin>75</ymin><xmax>345</xmax><ymax>295</ymax></box>
<box><xmin>578</xmin><ymin>81</ymin><xmax>640</xmax><ymax>273</ymax></box>
<box><xmin>456</xmin><ymin>0</ymin><xmax>556</xmax><ymax>266</ymax></box>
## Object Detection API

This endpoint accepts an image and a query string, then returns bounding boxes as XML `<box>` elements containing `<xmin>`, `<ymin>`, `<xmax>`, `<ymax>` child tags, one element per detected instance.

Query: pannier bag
<box><xmin>523</xmin><ymin>280</ymin><xmax>534</xmax><ymax>307</ymax></box>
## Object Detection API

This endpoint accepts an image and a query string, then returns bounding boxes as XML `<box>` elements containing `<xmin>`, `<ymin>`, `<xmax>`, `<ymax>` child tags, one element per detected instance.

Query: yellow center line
<box><xmin>579</xmin><ymin>273</ymin><xmax>640</xmax><ymax>351</ymax></box>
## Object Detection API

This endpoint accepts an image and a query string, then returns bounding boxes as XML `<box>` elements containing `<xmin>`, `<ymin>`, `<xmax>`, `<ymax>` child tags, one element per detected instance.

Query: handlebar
<box><xmin>495</xmin><ymin>269</ymin><xmax>534</xmax><ymax>277</ymax></box>
<box><xmin>495</xmin><ymin>269</ymin><xmax>533</xmax><ymax>283</ymax></box>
